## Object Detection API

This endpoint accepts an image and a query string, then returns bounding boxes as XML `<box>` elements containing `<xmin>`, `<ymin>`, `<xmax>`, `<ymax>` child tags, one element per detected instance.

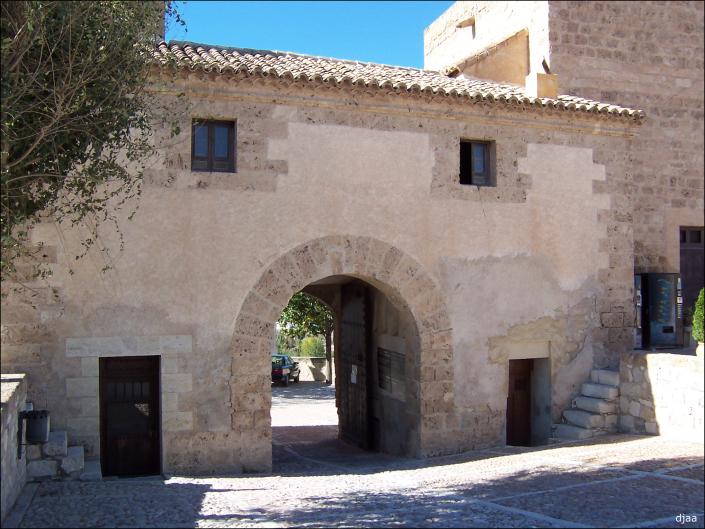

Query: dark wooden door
<box><xmin>507</xmin><ymin>359</ymin><xmax>532</xmax><ymax>446</ymax></box>
<box><xmin>680</xmin><ymin>227</ymin><xmax>704</xmax><ymax>313</ymax></box>
<box><xmin>100</xmin><ymin>356</ymin><xmax>160</xmax><ymax>476</ymax></box>
<box><xmin>338</xmin><ymin>281</ymin><xmax>372</xmax><ymax>449</ymax></box>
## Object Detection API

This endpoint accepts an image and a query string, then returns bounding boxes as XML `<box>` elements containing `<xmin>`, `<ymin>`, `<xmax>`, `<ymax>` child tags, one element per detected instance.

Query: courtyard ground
<box><xmin>4</xmin><ymin>382</ymin><xmax>704</xmax><ymax>528</ymax></box>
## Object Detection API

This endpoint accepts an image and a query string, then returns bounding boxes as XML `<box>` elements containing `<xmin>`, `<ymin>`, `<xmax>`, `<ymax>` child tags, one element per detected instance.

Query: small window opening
<box><xmin>460</xmin><ymin>140</ymin><xmax>494</xmax><ymax>186</ymax></box>
<box><xmin>191</xmin><ymin>119</ymin><xmax>236</xmax><ymax>172</ymax></box>
<box><xmin>456</xmin><ymin>16</ymin><xmax>476</xmax><ymax>38</ymax></box>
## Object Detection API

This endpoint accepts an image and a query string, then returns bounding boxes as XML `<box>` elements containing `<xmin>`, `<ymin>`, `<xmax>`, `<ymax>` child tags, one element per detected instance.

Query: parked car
<box><xmin>271</xmin><ymin>354</ymin><xmax>300</xmax><ymax>386</ymax></box>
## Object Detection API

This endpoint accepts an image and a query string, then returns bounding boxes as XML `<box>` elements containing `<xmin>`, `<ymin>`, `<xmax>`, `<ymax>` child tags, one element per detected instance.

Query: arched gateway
<box><xmin>229</xmin><ymin>235</ymin><xmax>455</xmax><ymax>471</ymax></box>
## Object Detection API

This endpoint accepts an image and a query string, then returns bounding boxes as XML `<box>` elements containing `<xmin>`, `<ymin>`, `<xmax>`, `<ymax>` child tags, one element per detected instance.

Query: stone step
<box><xmin>25</xmin><ymin>444</ymin><xmax>42</xmax><ymax>461</ymax></box>
<box><xmin>563</xmin><ymin>409</ymin><xmax>604</xmax><ymax>429</ymax></box>
<box><xmin>581</xmin><ymin>382</ymin><xmax>618</xmax><ymax>400</ymax></box>
<box><xmin>61</xmin><ymin>446</ymin><xmax>85</xmax><ymax>475</ymax></box>
<box><xmin>604</xmin><ymin>414</ymin><xmax>619</xmax><ymax>432</ymax></box>
<box><xmin>553</xmin><ymin>423</ymin><xmax>595</xmax><ymax>440</ymax></box>
<box><xmin>590</xmin><ymin>369</ymin><xmax>620</xmax><ymax>387</ymax></box>
<box><xmin>80</xmin><ymin>460</ymin><xmax>102</xmax><ymax>481</ymax></box>
<box><xmin>42</xmin><ymin>431</ymin><xmax>67</xmax><ymax>458</ymax></box>
<box><xmin>573</xmin><ymin>395</ymin><xmax>617</xmax><ymax>414</ymax></box>
<box><xmin>27</xmin><ymin>459</ymin><xmax>58</xmax><ymax>480</ymax></box>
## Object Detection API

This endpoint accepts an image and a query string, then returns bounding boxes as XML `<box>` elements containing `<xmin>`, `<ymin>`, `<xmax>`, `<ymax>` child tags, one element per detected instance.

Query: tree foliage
<box><xmin>299</xmin><ymin>335</ymin><xmax>325</xmax><ymax>357</ymax></box>
<box><xmin>275</xmin><ymin>331</ymin><xmax>298</xmax><ymax>356</ymax></box>
<box><xmin>693</xmin><ymin>288</ymin><xmax>704</xmax><ymax>343</ymax></box>
<box><xmin>1</xmin><ymin>1</ymin><xmax>185</xmax><ymax>283</ymax></box>
<box><xmin>277</xmin><ymin>292</ymin><xmax>334</xmax><ymax>341</ymax></box>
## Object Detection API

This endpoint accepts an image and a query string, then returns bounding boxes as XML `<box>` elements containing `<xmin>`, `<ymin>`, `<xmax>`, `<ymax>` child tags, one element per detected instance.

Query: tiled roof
<box><xmin>153</xmin><ymin>41</ymin><xmax>644</xmax><ymax>122</ymax></box>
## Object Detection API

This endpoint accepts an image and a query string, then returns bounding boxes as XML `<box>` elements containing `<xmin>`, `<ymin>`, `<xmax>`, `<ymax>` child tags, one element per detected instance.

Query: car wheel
<box><xmin>294</xmin><ymin>374</ymin><xmax>299</xmax><ymax>383</ymax></box>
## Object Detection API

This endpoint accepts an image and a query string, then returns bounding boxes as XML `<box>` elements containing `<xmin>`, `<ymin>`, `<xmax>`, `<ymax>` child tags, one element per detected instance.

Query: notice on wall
<box><xmin>351</xmin><ymin>364</ymin><xmax>358</xmax><ymax>384</ymax></box>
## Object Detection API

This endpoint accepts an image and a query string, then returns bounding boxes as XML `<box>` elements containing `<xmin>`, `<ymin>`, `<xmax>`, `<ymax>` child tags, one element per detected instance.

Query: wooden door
<box><xmin>680</xmin><ymin>227</ymin><xmax>704</xmax><ymax>313</ymax></box>
<box><xmin>338</xmin><ymin>281</ymin><xmax>372</xmax><ymax>449</ymax></box>
<box><xmin>507</xmin><ymin>359</ymin><xmax>532</xmax><ymax>446</ymax></box>
<box><xmin>100</xmin><ymin>356</ymin><xmax>160</xmax><ymax>476</ymax></box>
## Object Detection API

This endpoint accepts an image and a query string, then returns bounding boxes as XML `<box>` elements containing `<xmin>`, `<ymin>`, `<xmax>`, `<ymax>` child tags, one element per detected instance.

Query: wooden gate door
<box><xmin>100</xmin><ymin>356</ymin><xmax>160</xmax><ymax>476</ymax></box>
<box><xmin>506</xmin><ymin>359</ymin><xmax>532</xmax><ymax>446</ymax></box>
<box><xmin>680</xmin><ymin>227</ymin><xmax>704</xmax><ymax>312</ymax></box>
<box><xmin>338</xmin><ymin>281</ymin><xmax>372</xmax><ymax>449</ymax></box>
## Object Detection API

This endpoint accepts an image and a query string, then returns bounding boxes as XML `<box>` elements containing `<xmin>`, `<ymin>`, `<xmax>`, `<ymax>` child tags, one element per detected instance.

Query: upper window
<box><xmin>681</xmin><ymin>227</ymin><xmax>704</xmax><ymax>247</ymax></box>
<box><xmin>459</xmin><ymin>140</ymin><xmax>494</xmax><ymax>186</ymax></box>
<box><xmin>191</xmin><ymin>120</ymin><xmax>236</xmax><ymax>172</ymax></box>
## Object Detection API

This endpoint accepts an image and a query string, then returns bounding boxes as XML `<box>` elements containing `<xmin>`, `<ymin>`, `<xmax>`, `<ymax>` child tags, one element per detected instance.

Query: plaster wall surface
<box><xmin>1</xmin><ymin>75</ymin><xmax>639</xmax><ymax>473</ymax></box>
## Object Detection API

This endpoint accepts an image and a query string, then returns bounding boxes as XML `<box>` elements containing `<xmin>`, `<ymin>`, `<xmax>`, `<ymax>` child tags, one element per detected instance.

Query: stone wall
<box><xmin>1</xmin><ymin>69</ymin><xmax>640</xmax><ymax>472</ymax></box>
<box><xmin>290</xmin><ymin>357</ymin><xmax>332</xmax><ymax>382</ymax></box>
<box><xmin>619</xmin><ymin>351</ymin><xmax>704</xmax><ymax>440</ymax></box>
<box><xmin>547</xmin><ymin>1</ymin><xmax>705</xmax><ymax>274</ymax></box>
<box><xmin>1</xmin><ymin>374</ymin><xmax>28</xmax><ymax>523</ymax></box>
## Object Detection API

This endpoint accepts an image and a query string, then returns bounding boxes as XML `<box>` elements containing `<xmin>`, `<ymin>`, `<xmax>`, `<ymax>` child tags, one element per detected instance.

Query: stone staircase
<box><xmin>552</xmin><ymin>369</ymin><xmax>620</xmax><ymax>441</ymax></box>
<box><xmin>24</xmin><ymin>413</ymin><xmax>101</xmax><ymax>482</ymax></box>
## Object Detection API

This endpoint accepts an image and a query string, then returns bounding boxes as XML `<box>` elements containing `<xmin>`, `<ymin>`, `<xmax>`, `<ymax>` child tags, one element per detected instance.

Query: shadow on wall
<box><xmin>12</xmin><ymin>437</ymin><xmax>704</xmax><ymax>528</ymax></box>
<box><xmin>290</xmin><ymin>357</ymin><xmax>333</xmax><ymax>383</ymax></box>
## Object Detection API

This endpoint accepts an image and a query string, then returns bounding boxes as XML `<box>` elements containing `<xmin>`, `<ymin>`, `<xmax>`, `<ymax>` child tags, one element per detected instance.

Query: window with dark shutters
<box><xmin>459</xmin><ymin>140</ymin><xmax>494</xmax><ymax>186</ymax></box>
<box><xmin>191</xmin><ymin>120</ymin><xmax>236</xmax><ymax>172</ymax></box>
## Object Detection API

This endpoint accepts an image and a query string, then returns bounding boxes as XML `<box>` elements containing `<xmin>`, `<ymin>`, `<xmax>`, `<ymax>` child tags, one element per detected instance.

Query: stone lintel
<box><xmin>65</xmin><ymin>335</ymin><xmax>193</xmax><ymax>358</ymax></box>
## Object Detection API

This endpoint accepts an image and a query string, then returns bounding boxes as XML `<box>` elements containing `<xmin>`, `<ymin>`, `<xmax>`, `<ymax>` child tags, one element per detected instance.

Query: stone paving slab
<box><xmin>663</xmin><ymin>466</ymin><xmax>705</xmax><ymax>482</ymax></box>
<box><xmin>494</xmin><ymin>474</ymin><xmax>704</xmax><ymax>527</ymax></box>
<box><xmin>7</xmin><ymin>435</ymin><xmax>705</xmax><ymax>528</ymax></box>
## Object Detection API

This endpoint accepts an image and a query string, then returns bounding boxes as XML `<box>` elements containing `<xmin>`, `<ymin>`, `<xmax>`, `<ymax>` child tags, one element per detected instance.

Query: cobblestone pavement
<box><xmin>7</xmin><ymin>433</ymin><xmax>703</xmax><ymax>528</ymax></box>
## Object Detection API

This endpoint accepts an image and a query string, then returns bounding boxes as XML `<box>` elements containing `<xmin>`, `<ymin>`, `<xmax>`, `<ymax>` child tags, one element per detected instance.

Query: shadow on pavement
<box><xmin>16</xmin><ymin>446</ymin><xmax>703</xmax><ymax>528</ymax></box>
<box><xmin>10</xmin><ymin>429</ymin><xmax>704</xmax><ymax>529</ymax></box>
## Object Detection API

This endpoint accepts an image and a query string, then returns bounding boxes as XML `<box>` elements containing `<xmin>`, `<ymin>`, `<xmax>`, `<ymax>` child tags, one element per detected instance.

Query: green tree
<box><xmin>1</xmin><ymin>1</ymin><xmax>185</xmax><ymax>286</ymax></box>
<box><xmin>275</xmin><ymin>330</ymin><xmax>298</xmax><ymax>356</ymax></box>
<box><xmin>299</xmin><ymin>335</ymin><xmax>325</xmax><ymax>357</ymax></box>
<box><xmin>693</xmin><ymin>288</ymin><xmax>704</xmax><ymax>344</ymax></box>
<box><xmin>278</xmin><ymin>292</ymin><xmax>334</xmax><ymax>340</ymax></box>
<box><xmin>278</xmin><ymin>292</ymin><xmax>335</xmax><ymax>382</ymax></box>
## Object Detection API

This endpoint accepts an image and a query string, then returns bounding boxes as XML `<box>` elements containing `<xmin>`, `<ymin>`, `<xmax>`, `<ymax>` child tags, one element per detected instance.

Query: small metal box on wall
<box><xmin>634</xmin><ymin>273</ymin><xmax>684</xmax><ymax>349</ymax></box>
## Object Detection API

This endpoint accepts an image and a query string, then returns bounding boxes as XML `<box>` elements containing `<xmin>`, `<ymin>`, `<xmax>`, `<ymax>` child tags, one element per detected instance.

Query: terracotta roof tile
<box><xmin>153</xmin><ymin>41</ymin><xmax>644</xmax><ymax>122</ymax></box>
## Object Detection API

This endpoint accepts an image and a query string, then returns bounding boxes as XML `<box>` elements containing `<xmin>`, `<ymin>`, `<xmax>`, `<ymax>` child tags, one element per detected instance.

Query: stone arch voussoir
<box><xmin>230</xmin><ymin>235</ymin><xmax>455</xmax><ymax>467</ymax></box>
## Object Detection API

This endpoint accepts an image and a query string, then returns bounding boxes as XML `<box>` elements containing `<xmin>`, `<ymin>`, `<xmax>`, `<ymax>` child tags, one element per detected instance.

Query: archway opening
<box><xmin>231</xmin><ymin>235</ymin><xmax>455</xmax><ymax>472</ymax></box>
<box><xmin>270</xmin><ymin>274</ymin><xmax>421</xmax><ymax>469</ymax></box>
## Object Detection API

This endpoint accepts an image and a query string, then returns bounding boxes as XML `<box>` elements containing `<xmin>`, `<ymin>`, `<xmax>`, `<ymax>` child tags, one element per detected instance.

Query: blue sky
<box><xmin>165</xmin><ymin>1</ymin><xmax>454</xmax><ymax>68</ymax></box>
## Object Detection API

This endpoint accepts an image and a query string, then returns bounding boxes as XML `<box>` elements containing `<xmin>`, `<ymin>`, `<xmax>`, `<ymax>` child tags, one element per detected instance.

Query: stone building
<box><xmin>1</xmin><ymin>1</ymin><xmax>702</xmax><ymax>476</ymax></box>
